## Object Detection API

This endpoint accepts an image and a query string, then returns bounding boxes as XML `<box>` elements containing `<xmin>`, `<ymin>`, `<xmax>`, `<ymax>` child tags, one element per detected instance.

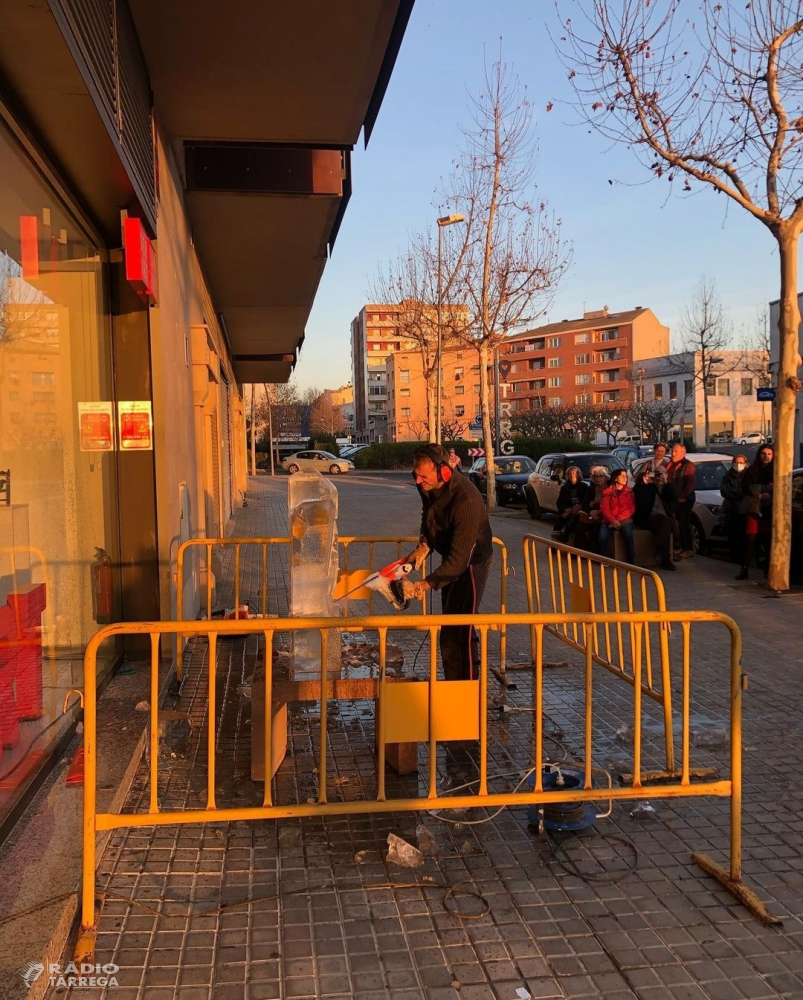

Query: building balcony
<box><xmin>593</xmin><ymin>354</ymin><xmax>625</xmax><ymax>368</ymax></box>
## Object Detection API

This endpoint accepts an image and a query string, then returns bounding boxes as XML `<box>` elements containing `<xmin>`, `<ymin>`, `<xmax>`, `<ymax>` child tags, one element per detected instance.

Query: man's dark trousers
<box><xmin>674</xmin><ymin>500</ymin><xmax>694</xmax><ymax>552</ymax></box>
<box><xmin>440</xmin><ymin>557</ymin><xmax>492</xmax><ymax>681</ymax></box>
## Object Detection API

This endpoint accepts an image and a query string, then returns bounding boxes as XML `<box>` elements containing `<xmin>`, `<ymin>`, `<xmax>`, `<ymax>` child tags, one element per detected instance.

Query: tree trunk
<box><xmin>703</xmin><ymin>388</ymin><xmax>710</xmax><ymax>448</ymax></box>
<box><xmin>479</xmin><ymin>342</ymin><xmax>496</xmax><ymax>511</ymax></box>
<box><xmin>768</xmin><ymin>228</ymin><xmax>800</xmax><ymax>592</ymax></box>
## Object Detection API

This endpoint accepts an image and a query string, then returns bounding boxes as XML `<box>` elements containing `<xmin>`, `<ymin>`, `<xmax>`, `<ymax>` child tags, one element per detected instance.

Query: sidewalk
<box><xmin>49</xmin><ymin>474</ymin><xmax>803</xmax><ymax>1000</ymax></box>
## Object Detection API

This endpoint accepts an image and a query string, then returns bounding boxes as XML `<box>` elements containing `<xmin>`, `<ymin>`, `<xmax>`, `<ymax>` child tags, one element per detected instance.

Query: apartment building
<box><xmin>634</xmin><ymin>350</ymin><xmax>771</xmax><ymax>446</ymax></box>
<box><xmin>350</xmin><ymin>304</ymin><xmax>415</xmax><ymax>442</ymax></box>
<box><xmin>386</xmin><ymin>348</ymin><xmax>482</xmax><ymax>441</ymax></box>
<box><xmin>500</xmin><ymin>307</ymin><xmax>669</xmax><ymax>411</ymax></box>
<box><xmin>351</xmin><ymin>302</ymin><xmax>468</xmax><ymax>442</ymax></box>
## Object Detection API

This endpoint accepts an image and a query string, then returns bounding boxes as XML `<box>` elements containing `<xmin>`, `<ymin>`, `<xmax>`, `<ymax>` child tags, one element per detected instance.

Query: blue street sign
<box><xmin>756</xmin><ymin>387</ymin><xmax>776</xmax><ymax>402</ymax></box>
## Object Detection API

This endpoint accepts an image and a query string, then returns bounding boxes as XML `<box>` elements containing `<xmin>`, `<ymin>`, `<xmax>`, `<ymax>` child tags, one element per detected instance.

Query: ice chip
<box><xmin>386</xmin><ymin>832</ymin><xmax>424</xmax><ymax>868</ymax></box>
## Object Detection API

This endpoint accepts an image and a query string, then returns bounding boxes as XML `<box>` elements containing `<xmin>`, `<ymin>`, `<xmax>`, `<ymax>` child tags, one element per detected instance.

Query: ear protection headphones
<box><xmin>413</xmin><ymin>443</ymin><xmax>453</xmax><ymax>483</ymax></box>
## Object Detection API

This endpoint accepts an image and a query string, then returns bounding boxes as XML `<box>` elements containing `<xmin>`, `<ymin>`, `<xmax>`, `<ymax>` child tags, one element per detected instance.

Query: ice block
<box><xmin>288</xmin><ymin>472</ymin><xmax>341</xmax><ymax>678</ymax></box>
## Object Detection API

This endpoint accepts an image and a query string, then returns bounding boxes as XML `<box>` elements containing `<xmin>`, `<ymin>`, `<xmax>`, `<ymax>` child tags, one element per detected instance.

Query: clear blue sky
<box><xmin>296</xmin><ymin>0</ymin><xmax>779</xmax><ymax>392</ymax></box>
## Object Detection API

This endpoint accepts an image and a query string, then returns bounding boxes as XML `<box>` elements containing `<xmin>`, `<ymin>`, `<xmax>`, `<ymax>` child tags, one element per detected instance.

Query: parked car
<box><xmin>525</xmin><ymin>452</ymin><xmax>626</xmax><ymax>519</ymax></box>
<box><xmin>735</xmin><ymin>431</ymin><xmax>766</xmax><ymax>446</ymax></box>
<box><xmin>630</xmin><ymin>452</ymin><xmax>732</xmax><ymax>554</ymax></box>
<box><xmin>612</xmin><ymin>443</ymin><xmax>654</xmax><ymax>469</ymax></box>
<box><xmin>280</xmin><ymin>450</ymin><xmax>354</xmax><ymax>475</ymax></box>
<box><xmin>710</xmin><ymin>431</ymin><xmax>733</xmax><ymax>444</ymax></box>
<box><xmin>340</xmin><ymin>443</ymin><xmax>368</xmax><ymax>459</ymax></box>
<box><xmin>467</xmin><ymin>455</ymin><xmax>536</xmax><ymax>506</ymax></box>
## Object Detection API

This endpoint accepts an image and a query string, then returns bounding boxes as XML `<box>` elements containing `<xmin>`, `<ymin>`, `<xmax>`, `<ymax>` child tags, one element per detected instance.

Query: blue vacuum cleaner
<box><xmin>527</xmin><ymin>766</ymin><xmax>597</xmax><ymax>832</ymax></box>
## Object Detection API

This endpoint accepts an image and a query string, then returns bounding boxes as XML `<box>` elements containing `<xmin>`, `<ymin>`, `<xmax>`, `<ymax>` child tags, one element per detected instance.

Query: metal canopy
<box><xmin>129</xmin><ymin>0</ymin><xmax>413</xmax><ymax>382</ymax></box>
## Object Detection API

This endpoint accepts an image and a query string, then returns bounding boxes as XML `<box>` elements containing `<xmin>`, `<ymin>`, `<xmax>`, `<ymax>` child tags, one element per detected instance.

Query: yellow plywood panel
<box><xmin>382</xmin><ymin>679</ymin><xmax>430</xmax><ymax>744</ymax></box>
<box><xmin>432</xmin><ymin>680</ymin><xmax>480</xmax><ymax>741</ymax></box>
<box><xmin>571</xmin><ymin>583</ymin><xmax>592</xmax><ymax>614</ymax></box>
<box><xmin>332</xmin><ymin>569</ymin><xmax>373</xmax><ymax>601</ymax></box>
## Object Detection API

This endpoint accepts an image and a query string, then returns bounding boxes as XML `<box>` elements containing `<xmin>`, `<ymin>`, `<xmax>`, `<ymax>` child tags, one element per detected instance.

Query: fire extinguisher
<box><xmin>92</xmin><ymin>547</ymin><xmax>114</xmax><ymax>624</ymax></box>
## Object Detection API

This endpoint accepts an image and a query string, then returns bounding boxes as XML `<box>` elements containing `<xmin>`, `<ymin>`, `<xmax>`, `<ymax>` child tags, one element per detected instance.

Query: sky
<box><xmin>295</xmin><ymin>0</ymin><xmax>780</xmax><ymax>393</ymax></box>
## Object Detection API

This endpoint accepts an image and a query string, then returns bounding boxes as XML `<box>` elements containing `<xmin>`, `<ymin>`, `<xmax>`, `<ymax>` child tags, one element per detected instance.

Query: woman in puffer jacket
<box><xmin>599</xmin><ymin>468</ymin><xmax>636</xmax><ymax>564</ymax></box>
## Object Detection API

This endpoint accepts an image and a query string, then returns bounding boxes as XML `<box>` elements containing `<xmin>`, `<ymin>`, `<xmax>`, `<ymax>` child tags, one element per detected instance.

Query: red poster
<box><xmin>118</xmin><ymin>401</ymin><xmax>153</xmax><ymax>450</ymax></box>
<box><xmin>78</xmin><ymin>402</ymin><xmax>114</xmax><ymax>452</ymax></box>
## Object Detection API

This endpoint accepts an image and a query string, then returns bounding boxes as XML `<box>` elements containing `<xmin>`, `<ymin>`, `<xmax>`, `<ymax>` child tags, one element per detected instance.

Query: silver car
<box><xmin>525</xmin><ymin>451</ymin><xmax>626</xmax><ymax>518</ymax></box>
<box><xmin>280</xmin><ymin>450</ymin><xmax>354</xmax><ymax>475</ymax></box>
<box><xmin>631</xmin><ymin>452</ymin><xmax>732</xmax><ymax>554</ymax></box>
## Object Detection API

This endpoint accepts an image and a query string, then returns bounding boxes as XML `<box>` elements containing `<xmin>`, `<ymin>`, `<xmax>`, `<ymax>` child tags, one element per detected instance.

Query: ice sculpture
<box><xmin>288</xmin><ymin>471</ymin><xmax>341</xmax><ymax>678</ymax></box>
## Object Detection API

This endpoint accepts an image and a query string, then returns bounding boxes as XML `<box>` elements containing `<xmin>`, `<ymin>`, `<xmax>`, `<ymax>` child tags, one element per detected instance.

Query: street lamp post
<box><xmin>435</xmin><ymin>213</ymin><xmax>465</xmax><ymax>444</ymax></box>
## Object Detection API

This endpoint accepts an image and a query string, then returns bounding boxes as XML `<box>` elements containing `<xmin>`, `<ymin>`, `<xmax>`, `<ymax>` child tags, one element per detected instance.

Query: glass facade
<box><xmin>0</xmin><ymin>114</ymin><xmax>118</xmax><ymax>831</ymax></box>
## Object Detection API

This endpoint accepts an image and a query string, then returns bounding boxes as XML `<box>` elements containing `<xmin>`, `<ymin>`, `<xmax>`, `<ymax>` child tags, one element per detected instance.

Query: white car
<box><xmin>735</xmin><ymin>431</ymin><xmax>766</xmax><ymax>446</ymax></box>
<box><xmin>280</xmin><ymin>450</ymin><xmax>354</xmax><ymax>475</ymax></box>
<box><xmin>631</xmin><ymin>452</ymin><xmax>732</xmax><ymax>554</ymax></box>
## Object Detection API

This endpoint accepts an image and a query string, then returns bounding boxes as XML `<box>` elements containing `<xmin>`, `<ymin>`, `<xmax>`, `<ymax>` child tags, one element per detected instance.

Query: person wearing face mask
<box><xmin>720</xmin><ymin>454</ymin><xmax>747</xmax><ymax>564</ymax></box>
<box><xmin>599</xmin><ymin>468</ymin><xmax>636</xmax><ymax>563</ymax></box>
<box><xmin>736</xmin><ymin>444</ymin><xmax>774</xmax><ymax>580</ymax></box>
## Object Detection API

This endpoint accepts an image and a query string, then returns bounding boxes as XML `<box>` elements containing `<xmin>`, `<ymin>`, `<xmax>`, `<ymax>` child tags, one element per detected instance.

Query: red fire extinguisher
<box><xmin>92</xmin><ymin>547</ymin><xmax>114</xmax><ymax>624</ymax></box>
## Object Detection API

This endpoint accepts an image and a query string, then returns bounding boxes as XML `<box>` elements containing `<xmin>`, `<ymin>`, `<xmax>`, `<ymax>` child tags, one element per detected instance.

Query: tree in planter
<box><xmin>444</xmin><ymin>59</ymin><xmax>571</xmax><ymax>511</ymax></box>
<box><xmin>557</xmin><ymin>0</ymin><xmax>803</xmax><ymax>589</ymax></box>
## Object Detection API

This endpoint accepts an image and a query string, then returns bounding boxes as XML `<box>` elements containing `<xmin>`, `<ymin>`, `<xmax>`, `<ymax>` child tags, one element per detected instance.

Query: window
<box><xmin>575</xmin><ymin>373</ymin><xmax>591</xmax><ymax>385</ymax></box>
<box><xmin>513</xmin><ymin>382</ymin><xmax>522</xmax><ymax>392</ymax></box>
<box><xmin>548</xmin><ymin>357</ymin><xmax>562</xmax><ymax>368</ymax></box>
<box><xmin>32</xmin><ymin>391</ymin><xmax>54</xmax><ymax>402</ymax></box>
<box><xmin>532</xmin><ymin>338</ymin><xmax>546</xmax><ymax>351</ymax></box>
<box><xmin>400</xmin><ymin>387</ymin><xmax>410</xmax><ymax>397</ymax></box>
<box><xmin>401</xmin><ymin>407</ymin><xmax>411</xmax><ymax>417</ymax></box>
<box><xmin>653</xmin><ymin>383</ymin><xmax>663</xmax><ymax>401</ymax></box>
<box><xmin>599</xmin><ymin>327</ymin><xmax>620</xmax><ymax>341</ymax></box>
<box><xmin>371</xmin><ymin>343</ymin><xmax>381</xmax><ymax>351</ymax></box>
<box><xmin>684</xmin><ymin>379</ymin><xmax>693</xmax><ymax>397</ymax></box>
<box><xmin>705</xmin><ymin>377</ymin><xmax>716</xmax><ymax>395</ymax></box>
<box><xmin>456</xmin><ymin>353</ymin><xmax>463</xmax><ymax>360</ymax></box>
<box><xmin>367</xmin><ymin>355</ymin><xmax>384</xmax><ymax>368</ymax></box>
<box><xmin>32</xmin><ymin>371</ymin><xmax>55</xmax><ymax>386</ymax></box>
<box><xmin>455</xmin><ymin>405</ymin><xmax>465</xmax><ymax>417</ymax></box>
<box><xmin>532</xmin><ymin>378</ymin><xmax>546</xmax><ymax>390</ymax></box>
<box><xmin>549</xmin><ymin>396</ymin><xmax>563</xmax><ymax>407</ymax></box>
<box><xmin>669</xmin><ymin>381</ymin><xmax>678</xmax><ymax>399</ymax></box>
<box><xmin>455</xmin><ymin>384</ymin><xmax>465</xmax><ymax>394</ymax></box>
<box><xmin>575</xmin><ymin>393</ymin><xmax>591</xmax><ymax>404</ymax></box>
<box><xmin>529</xmin><ymin>358</ymin><xmax>545</xmax><ymax>370</ymax></box>
<box><xmin>717</xmin><ymin>378</ymin><xmax>730</xmax><ymax>396</ymax></box>
<box><xmin>400</xmin><ymin>369</ymin><xmax>410</xmax><ymax>382</ymax></box>
<box><xmin>548</xmin><ymin>376</ymin><xmax>562</xmax><ymax>387</ymax></box>
<box><xmin>575</xmin><ymin>333</ymin><xmax>590</xmax><ymax>344</ymax></box>
<box><xmin>741</xmin><ymin>377</ymin><xmax>754</xmax><ymax>396</ymax></box>
<box><xmin>596</xmin><ymin>349</ymin><xmax>619</xmax><ymax>362</ymax></box>
<box><xmin>454</xmin><ymin>367</ymin><xmax>464</xmax><ymax>380</ymax></box>
<box><xmin>599</xmin><ymin>391</ymin><xmax>620</xmax><ymax>403</ymax></box>
<box><xmin>548</xmin><ymin>336</ymin><xmax>562</xmax><ymax>348</ymax></box>
<box><xmin>575</xmin><ymin>353</ymin><xmax>590</xmax><ymax>365</ymax></box>
<box><xmin>474</xmin><ymin>385</ymin><xmax>480</xmax><ymax>394</ymax></box>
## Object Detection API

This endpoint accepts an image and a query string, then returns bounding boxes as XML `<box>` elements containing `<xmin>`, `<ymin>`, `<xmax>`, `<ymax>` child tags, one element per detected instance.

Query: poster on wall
<box><xmin>78</xmin><ymin>401</ymin><xmax>114</xmax><ymax>452</ymax></box>
<box><xmin>118</xmin><ymin>401</ymin><xmax>153</xmax><ymax>451</ymax></box>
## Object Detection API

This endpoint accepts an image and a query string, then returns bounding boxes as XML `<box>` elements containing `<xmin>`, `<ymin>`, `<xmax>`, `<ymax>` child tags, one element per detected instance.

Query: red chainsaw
<box><xmin>335</xmin><ymin>557</ymin><xmax>414</xmax><ymax>611</ymax></box>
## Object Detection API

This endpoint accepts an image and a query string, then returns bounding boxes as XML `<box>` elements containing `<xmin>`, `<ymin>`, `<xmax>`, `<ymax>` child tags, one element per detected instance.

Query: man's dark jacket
<box><xmin>417</xmin><ymin>473</ymin><xmax>493</xmax><ymax>591</ymax></box>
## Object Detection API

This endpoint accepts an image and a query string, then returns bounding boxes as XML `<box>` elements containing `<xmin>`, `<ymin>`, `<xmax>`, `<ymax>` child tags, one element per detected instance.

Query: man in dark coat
<box><xmin>403</xmin><ymin>444</ymin><xmax>493</xmax><ymax>680</ymax></box>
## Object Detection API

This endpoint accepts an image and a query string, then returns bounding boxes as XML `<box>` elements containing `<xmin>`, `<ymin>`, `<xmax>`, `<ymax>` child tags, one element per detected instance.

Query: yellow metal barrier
<box><xmin>175</xmin><ymin>535</ymin><xmax>509</xmax><ymax>672</ymax></box>
<box><xmin>79</xmin><ymin>609</ymin><xmax>778</xmax><ymax>933</ymax></box>
<box><xmin>523</xmin><ymin>534</ymin><xmax>674</xmax><ymax>772</ymax></box>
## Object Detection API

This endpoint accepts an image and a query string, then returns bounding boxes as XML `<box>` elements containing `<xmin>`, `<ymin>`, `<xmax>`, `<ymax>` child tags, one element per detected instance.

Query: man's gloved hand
<box><xmin>401</xmin><ymin>579</ymin><xmax>429</xmax><ymax>601</ymax></box>
<box><xmin>406</xmin><ymin>541</ymin><xmax>430</xmax><ymax>572</ymax></box>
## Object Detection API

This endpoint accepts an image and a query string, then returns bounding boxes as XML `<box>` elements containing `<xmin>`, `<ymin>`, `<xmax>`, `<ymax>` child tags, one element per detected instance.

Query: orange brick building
<box><xmin>500</xmin><ymin>307</ymin><xmax>669</xmax><ymax>412</ymax></box>
<box><xmin>387</xmin><ymin>347</ymin><xmax>482</xmax><ymax>442</ymax></box>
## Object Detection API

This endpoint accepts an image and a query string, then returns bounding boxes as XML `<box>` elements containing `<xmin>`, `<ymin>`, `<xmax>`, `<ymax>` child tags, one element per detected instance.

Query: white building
<box><xmin>769</xmin><ymin>295</ymin><xmax>803</xmax><ymax>465</ymax></box>
<box><xmin>633</xmin><ymin>351</ymin><xmax>770</xmax><ymax>446</ymax></box>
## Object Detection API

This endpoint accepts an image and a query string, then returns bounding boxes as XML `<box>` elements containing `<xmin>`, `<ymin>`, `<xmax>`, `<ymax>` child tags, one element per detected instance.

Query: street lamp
<box><xmin>435</xmin><ymin>213</ymin><xmax>465</xmax><ymax>444</ymax></box>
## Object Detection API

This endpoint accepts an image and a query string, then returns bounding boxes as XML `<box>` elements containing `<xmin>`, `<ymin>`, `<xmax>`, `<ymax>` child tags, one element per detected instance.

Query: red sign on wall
<box><xmin>123</xmin><ymin>217</ymin><xmax>158</xmax><ymax>303</ymax></box>
<box><xmin>78</xmin><ymin>402</ymin><xmax>114</xmax><ymax>452</ymax></box>
<box><xmin>20</xmin><ymin>216</ymin><xmax>39</xmax><ymax>280</ymax></box>
<box><xmin>118</xmin><ymin>401</ymin><xmax>153</xmax><ymax>450</ymax></box>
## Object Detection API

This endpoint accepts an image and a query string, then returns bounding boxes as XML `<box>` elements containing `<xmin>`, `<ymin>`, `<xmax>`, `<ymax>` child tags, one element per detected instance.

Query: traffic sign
<box><xmin>468</xmin><ymin>447</ymin><xmax>485</xmax><ymax>457</ymax></box>
<box><xmin>757</xmin><ymin>387</ymin><xmax>776</xmax><ymax>402</ymax></box>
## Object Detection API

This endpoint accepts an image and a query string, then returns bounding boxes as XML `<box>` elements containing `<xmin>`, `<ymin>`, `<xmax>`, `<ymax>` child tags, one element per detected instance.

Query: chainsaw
<box><xmin>336</xmin><ymin>557</ymin><xmax>414</xmax><ymax>611</ymax></box>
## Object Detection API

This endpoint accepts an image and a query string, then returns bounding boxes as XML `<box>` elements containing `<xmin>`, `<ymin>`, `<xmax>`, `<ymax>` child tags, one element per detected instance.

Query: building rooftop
<box><xmin>506</xmin><ymin>307</ymin><xmax>650</xmax><ymax>341</ymax></box>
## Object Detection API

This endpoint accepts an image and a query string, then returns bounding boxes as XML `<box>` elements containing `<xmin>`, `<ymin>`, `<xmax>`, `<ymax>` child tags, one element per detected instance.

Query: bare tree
<box><xmin>444</xmin><ymin>60</ymin><xmax>572</xmax><ymax>510</ymax></box>
<box><xmin>310</xmin><ymin>391</ymin><xmax>345</xmax><ymax>437</ymax></box>
<box><xmin>557</xmin><ymin>0</ymin><xmax>803</xmax><ymax>588</ymax></box>
<box><xmin>669</xmin><ymin>280</ymin><xmax>738</xmax><ymax>446</ymax></box>
<box><xmin>370</xmin><ymin>249</ymin><xmax>468</xmax><ymax>440</ymax></box>
<box><xmin>441</xmin><ymin>418</ymin><xmax>469</xmax><ymax>443</ymax></box>
<box><xmin>632</xmin><ymin>399</ymin><xmax>682</xmax><ymax>444</ymax></box>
